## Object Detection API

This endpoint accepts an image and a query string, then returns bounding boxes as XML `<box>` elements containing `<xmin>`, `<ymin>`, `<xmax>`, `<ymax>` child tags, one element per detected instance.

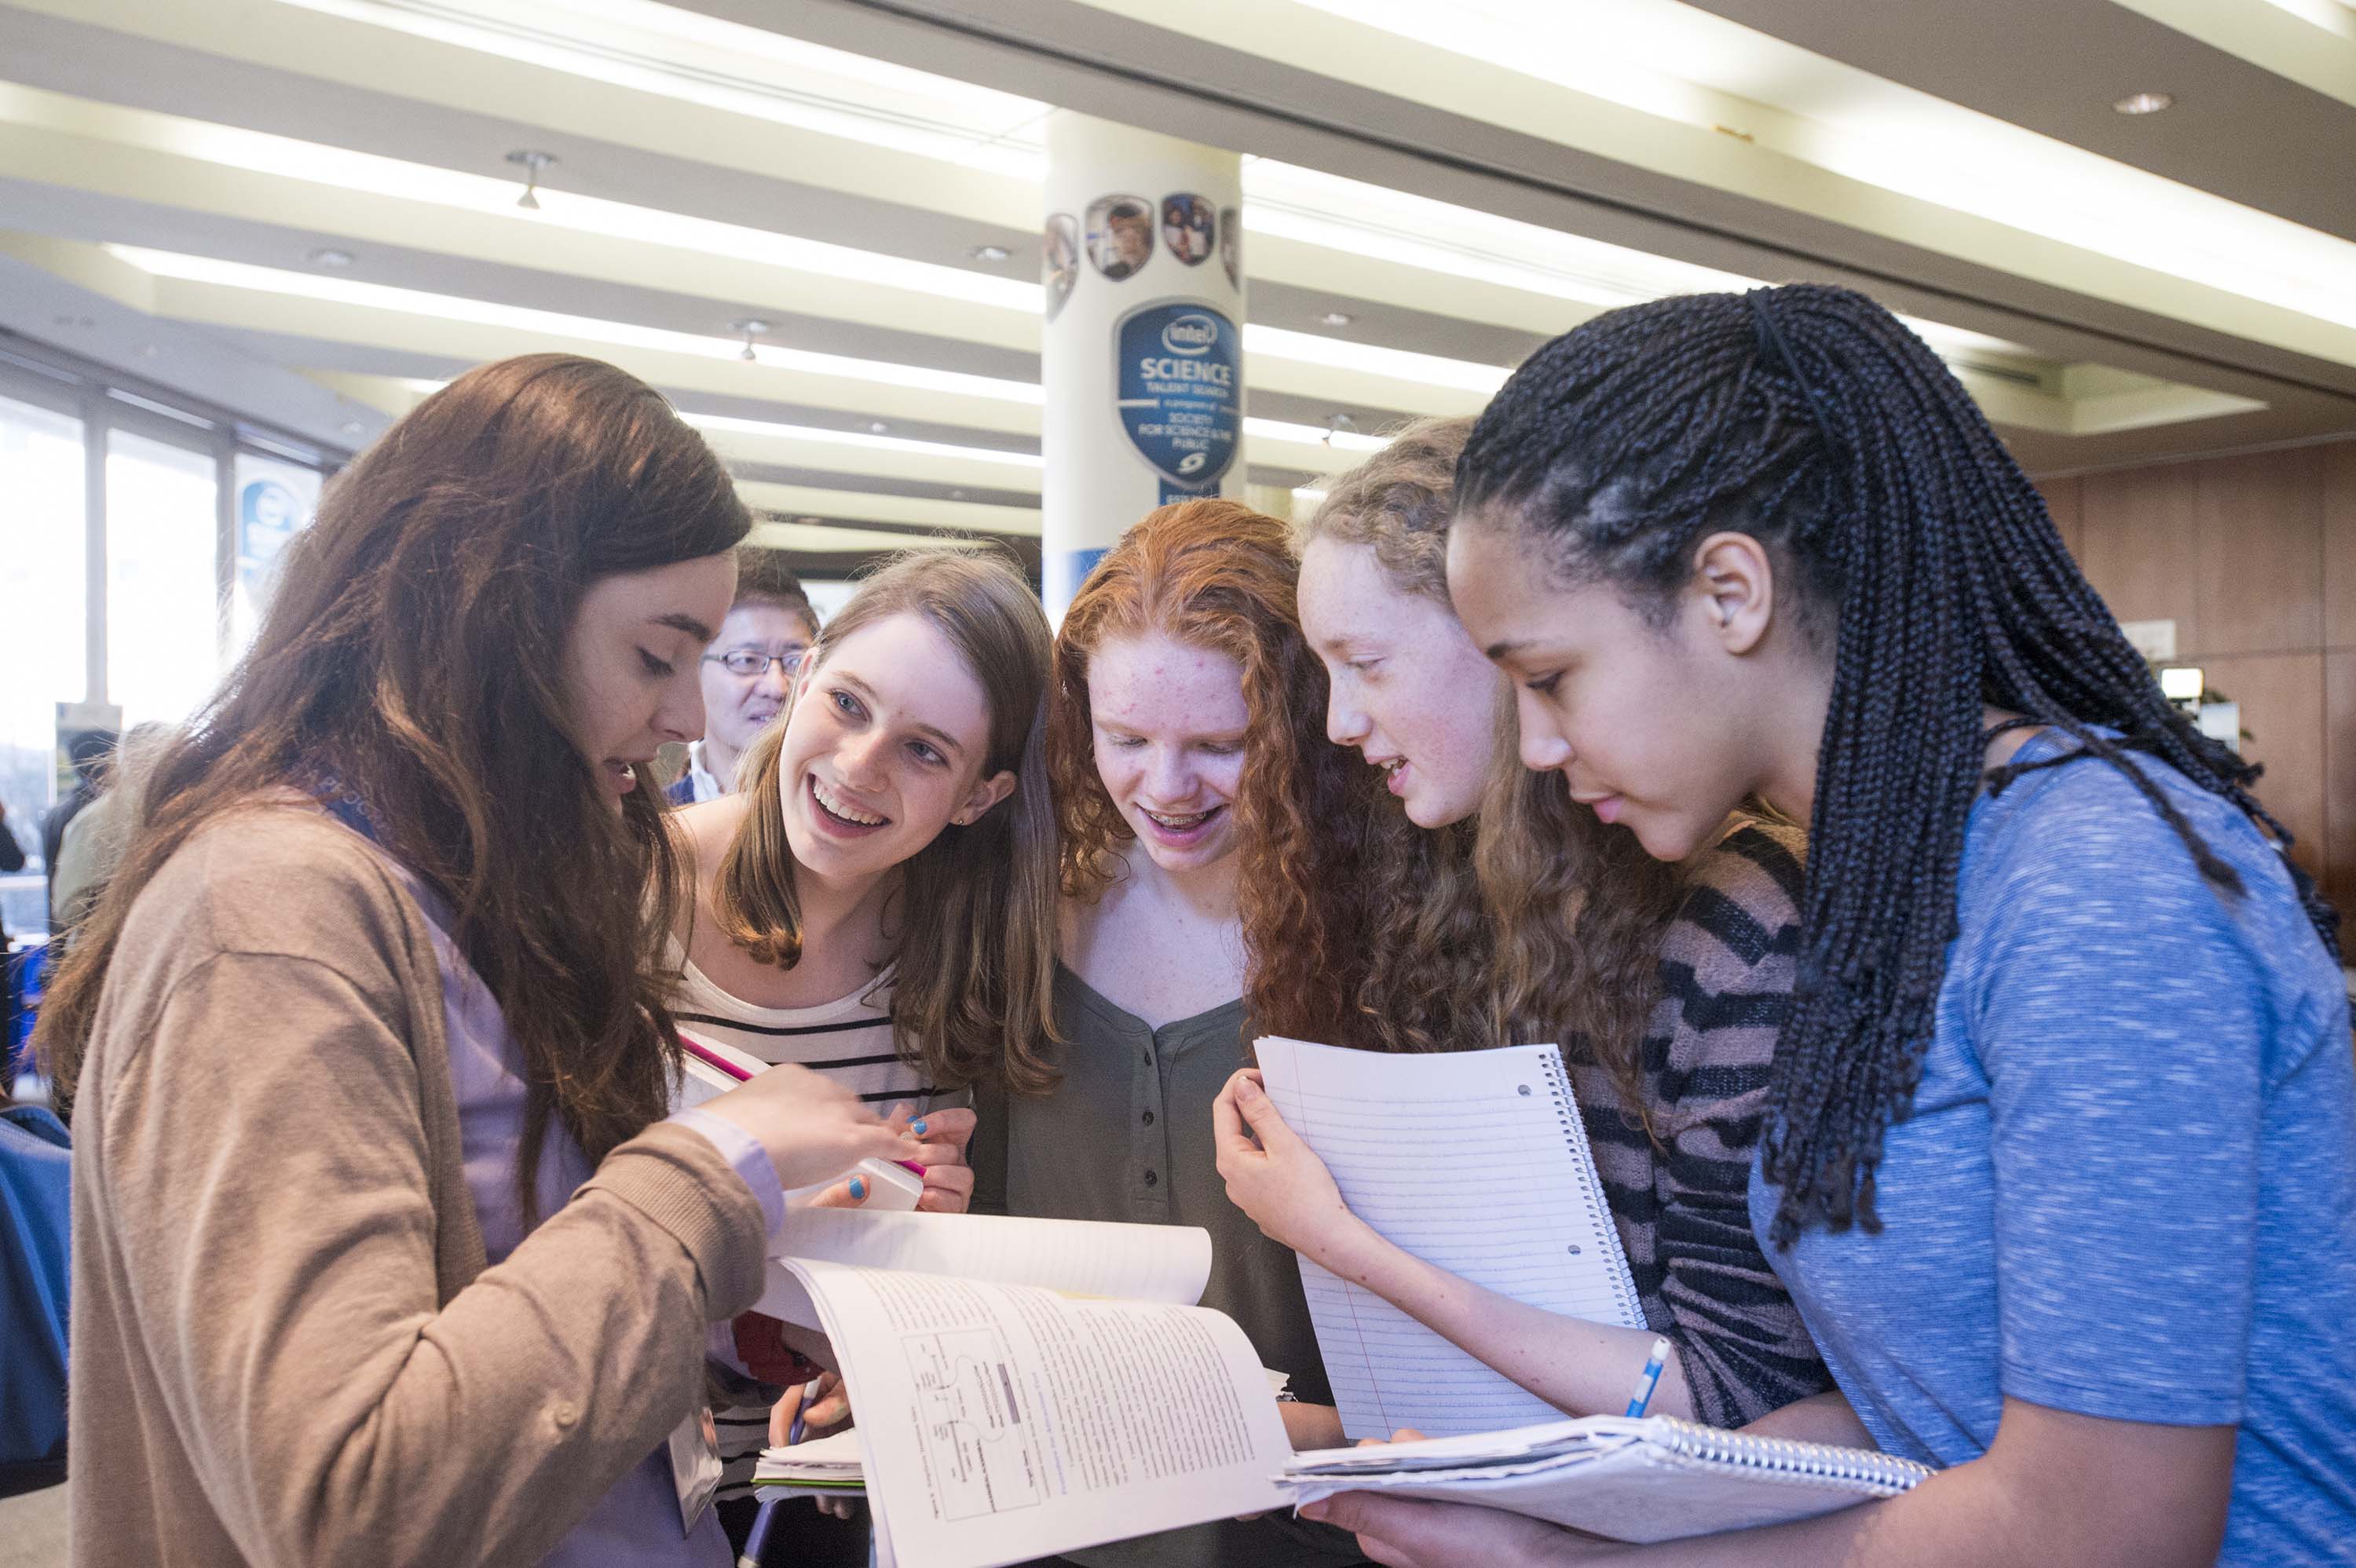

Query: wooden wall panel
<box><xmin>2327</xmin><ymin>651</ymin><xmax>2356</xmax><ymax>916</ymax></box>
<box><xmin>2036</xmin><ymin>475</ymin><xmax>2083</xmax><ymax>563</ymax></box>
<box><xmin>2193</xmin><ymin>448</ymin><xmax>2322</xmax><ymax>657</ymax></box>
<box><xmin>2204</xmin><ymin>651</ymin><xmax>2327</xmax><ymax>879</ymax></box>
<box><xmin>2079</xmin><ymin>462</ymin><xmax>2201</xmax><ymax>650</ymax></box>
<box><xmin>2326</xmin><ymin>441</ymin><xmax>2356</xmax><ymax>651</ymax></box>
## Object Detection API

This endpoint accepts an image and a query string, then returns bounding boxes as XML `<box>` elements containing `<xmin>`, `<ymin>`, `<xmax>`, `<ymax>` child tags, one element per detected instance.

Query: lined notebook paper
<box><xmin>1253</xmin><ymin>1036</ymin><xmax>1644</xmax><ymax>1439</ymax></box>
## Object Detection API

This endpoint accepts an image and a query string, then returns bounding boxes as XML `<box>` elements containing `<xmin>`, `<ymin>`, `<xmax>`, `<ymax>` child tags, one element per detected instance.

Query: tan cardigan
<box><xmin>67</xmin><ymin>806</ymin><xmax>770</xmax><ymax>1566</ymax></box>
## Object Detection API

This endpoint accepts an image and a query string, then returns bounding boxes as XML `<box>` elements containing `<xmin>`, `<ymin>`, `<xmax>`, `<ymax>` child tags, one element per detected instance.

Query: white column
<box><xmin>1041</xmin><ymin>111</ymin><xmax>1245</xmax><ymax>620</ymax></box>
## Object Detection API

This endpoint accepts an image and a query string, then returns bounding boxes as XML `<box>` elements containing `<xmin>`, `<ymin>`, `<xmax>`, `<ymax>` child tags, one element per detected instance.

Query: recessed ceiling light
<box><xmin>968</xmin><ymin>243</ymin><xmax>1012</xmax><ymax>263</ymax></box>
<box><xmin>505</xmin><ymin>148</ymin><xmax>558</xmax><ymax>210</ymax></box>
<box><xmin>339</xmin><ymin>420</ymin><xmax>365</xmax><ymax>436</ymax></box>
<box><xmin>306</xmin><ymin>247</ymin><xmax>354</xmax><ymax>267</ymax></box>
<box><xmin>730</xmin><ymin>316</ymin><xmax>772</xmax><ymax>361</ymax></box>
<box><xmin>2112</xmin><ymin>91</ymin><xmax>2175</xmax><ymax>115</ymax></box>
<box><xmin>868</xmin><ymin>421</ymin><xmax>889</xmax><ymax>434</ymax></box>
<box><xmin>1319</xmin><ymin>310</ymin><xmax>1354</xmax><ymax>327</ymax></box>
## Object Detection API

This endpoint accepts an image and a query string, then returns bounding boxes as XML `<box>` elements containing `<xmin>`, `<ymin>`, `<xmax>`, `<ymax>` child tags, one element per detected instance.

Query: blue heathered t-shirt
<box><xmin>1751</xmin><ymin>731</ymin><xmax>2356</xmax><ymax>1565</ymax></box>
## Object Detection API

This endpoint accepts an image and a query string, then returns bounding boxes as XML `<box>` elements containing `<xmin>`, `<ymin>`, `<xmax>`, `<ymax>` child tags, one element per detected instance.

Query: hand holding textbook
<box><xmin>756</xmin><ymin>1207</ymin><xmax>1925</xmax><ymax>1568</ymax></box>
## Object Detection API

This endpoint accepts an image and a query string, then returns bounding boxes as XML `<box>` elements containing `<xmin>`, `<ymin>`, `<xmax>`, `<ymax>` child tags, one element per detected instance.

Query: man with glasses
<box><xmin>666</xmin><ymin>548</ymin><xmax>820</xmax><ymax>805</ymax></box>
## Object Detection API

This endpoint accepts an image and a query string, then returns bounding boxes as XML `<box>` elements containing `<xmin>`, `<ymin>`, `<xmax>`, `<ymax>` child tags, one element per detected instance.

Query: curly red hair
<box><xmin>1048</xmin><ymin>499</ymin><xmax>1370</xmax><ymax>1043</ymax></box>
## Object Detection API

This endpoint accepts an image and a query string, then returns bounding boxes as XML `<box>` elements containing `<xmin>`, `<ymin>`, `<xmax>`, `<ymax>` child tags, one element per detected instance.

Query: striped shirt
<box><xmin>664</xmin><ymin>948</ymin><xmax>937</xmax><ymax>1504</ymax></box>
<box><xmin>1569</xmin><ymin>818</ymin><xmax>1836</xmax><ymax>1430</ymax></box>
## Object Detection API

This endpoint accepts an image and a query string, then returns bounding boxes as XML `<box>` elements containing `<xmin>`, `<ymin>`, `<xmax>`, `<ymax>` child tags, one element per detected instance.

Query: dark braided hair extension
<box><xmin>1456</xmin><ymin>282</ymin><xmax>2340</xmax><ymax>1247</ymax></box>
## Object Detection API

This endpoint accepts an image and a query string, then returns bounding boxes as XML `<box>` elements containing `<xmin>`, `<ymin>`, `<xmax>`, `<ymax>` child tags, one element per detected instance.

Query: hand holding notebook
<box><xmin>1243</xmin><ymin>1036</ymin><xmax>1646</xmax><ymax>1439</ymax></box>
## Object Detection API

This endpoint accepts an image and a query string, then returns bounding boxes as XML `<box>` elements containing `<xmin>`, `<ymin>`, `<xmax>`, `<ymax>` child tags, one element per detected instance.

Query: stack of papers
<box><xmin>752</xmin><ymin>1429</ymin><xmax>865</xmax><ymax>1497</ymax></box>
<box><xmin>1279</xmin><ymin>1416</ymin><xmax>1932</xmax><ymax>1544</ymax></box>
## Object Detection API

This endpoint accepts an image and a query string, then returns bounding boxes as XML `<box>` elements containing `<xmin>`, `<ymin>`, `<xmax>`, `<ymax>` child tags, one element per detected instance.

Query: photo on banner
<box><xmin>1043</xmin><ymin>213</ymin><xmax>1080</xmax><ymax>321</ymax></box>
<box><xmin>1085</xmin><ymin>195</ymin><xmax>1154</xmax><ymax>281</ymax></box>
<box><xmin>1161</xmin><ymin>194</ymin><xmax>1214</xmax><ymax>265</ymax></box>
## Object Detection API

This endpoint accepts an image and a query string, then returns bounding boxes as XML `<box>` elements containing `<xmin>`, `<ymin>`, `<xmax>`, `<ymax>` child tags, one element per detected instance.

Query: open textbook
<box><xmin>755</xmin><ymin>1207</ymin><xmax>1296</xmax><ymax>1568</ymax></box>
<box><xmin>1253</xmin><ymin>1035</ymin><xmax>1647</xmax><ymax>1438</ymax></box>
<box><xmin>756</xmin><ymin>1208</ymin><xmax>1920</xmax><ymax>1568</ymax></box>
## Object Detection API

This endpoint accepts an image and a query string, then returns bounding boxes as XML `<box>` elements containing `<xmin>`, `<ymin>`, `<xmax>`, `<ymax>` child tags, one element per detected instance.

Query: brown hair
<box><xmin>731</xmin><ymin>545</ymin><xmax>818</xmax><ymax>638</ymax></box>
<box><xmin>38</xmin><ymin>355</ymin><xmax>751</xmax><ymax>1211</ymax></box>
<box><xmin>1297</xmin><ymin>419</ymin><xmax>1686</xmax><ymax>1120</ymax></box>
<box><xmin>1049</xmin><ymin>499</ymin><xmax>1367</xmax><ymax>1043</ymax></box>
<box><xmin>711</xmin><ymin>550</ymin><xmax>1060</xmax><ymax>1093</ymax></box>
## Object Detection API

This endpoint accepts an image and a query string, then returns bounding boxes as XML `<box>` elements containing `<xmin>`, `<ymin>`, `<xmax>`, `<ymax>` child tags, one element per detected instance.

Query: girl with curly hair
<box><xmin>970</xmin><ymin>498</ymin><xmax>1371</xmax><ymax>1568</ymax></box>
<box><xmin>1213</xmin><ymin>417</ymin><xmax>1849</xmax><ymax>1438</ymax></box>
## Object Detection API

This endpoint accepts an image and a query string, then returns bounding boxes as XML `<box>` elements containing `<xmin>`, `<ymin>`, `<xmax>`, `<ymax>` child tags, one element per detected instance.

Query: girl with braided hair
<box><xmin>1212</xmin><ymin>416</ymin><xmax>1852</xmax><ymax>1439</ymax></box>
<box><xmin>1306</xmin><ymin>285</ymin><xmax>2356</xmax><ymax>1568</ymax></box>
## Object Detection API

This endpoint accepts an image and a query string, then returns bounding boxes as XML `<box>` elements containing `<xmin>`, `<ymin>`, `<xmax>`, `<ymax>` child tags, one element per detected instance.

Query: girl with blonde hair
<box><xmin>1214</xmin><ymin>417</ymin><xmax>1849</xmax><ymax>1438</ymax></box>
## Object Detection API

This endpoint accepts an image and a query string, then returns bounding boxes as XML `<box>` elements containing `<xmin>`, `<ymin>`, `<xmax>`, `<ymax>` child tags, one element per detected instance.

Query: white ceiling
<box><xmin>4</xmin><ymin>0</ymin><xmax>2353</xmax><ymax>570</ymax></box>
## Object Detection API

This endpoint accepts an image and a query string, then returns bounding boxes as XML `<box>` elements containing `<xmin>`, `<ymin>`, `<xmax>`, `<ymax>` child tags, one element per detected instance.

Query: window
<box><xmin>229</xmin><ymin>451</ymin><xmax>320</xmax><ymax>659</ymax></box>
<box><xmin>107</xmin><ymin>428</ymin><xmax>221</xmax><ymax>731</ymax></box>
<box><xmin>0</xmin><ymin>394</ymin><xmax>87</xmax><ymax>937</ymax></box>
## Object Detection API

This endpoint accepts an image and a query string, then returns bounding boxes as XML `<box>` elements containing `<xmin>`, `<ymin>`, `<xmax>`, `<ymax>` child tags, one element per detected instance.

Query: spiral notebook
<box><xmin>1280</xmin><ymin>1415</ymin><xmax>1932</xmax><ymax>1543</ymax></box>
<box><xmin>1252</xmin><ymin>1036</ymin><xmax>1644</xmax><ymax>1439</ymax></box>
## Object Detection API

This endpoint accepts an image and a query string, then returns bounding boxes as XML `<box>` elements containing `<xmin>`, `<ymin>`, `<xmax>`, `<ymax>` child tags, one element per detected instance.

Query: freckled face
<box><xmin>1447</xmin><ymin>515</ymin><xmax>1759</xmax><ymax>862</ymax></box>
<box><xmin>1086</xmin><ymin>630</ymin><xmax>1249</xmax><ymax>872</ymax></box>
<box><xmin>1298</xmin><ymin>535</ymin><xmax>1498</xmax><ymax>829</ymax></box>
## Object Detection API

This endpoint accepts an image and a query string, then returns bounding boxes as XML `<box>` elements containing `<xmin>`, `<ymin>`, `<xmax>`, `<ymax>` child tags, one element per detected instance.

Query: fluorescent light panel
<box><xmin>683</xmin><ymin>411</ymin><xmax>1044</xmax><ymax>467</ymax></box>
<box><xmin>104</xmin><ymin>245</ymin><xmax>1044</xmax><ymax>404</ymax></box>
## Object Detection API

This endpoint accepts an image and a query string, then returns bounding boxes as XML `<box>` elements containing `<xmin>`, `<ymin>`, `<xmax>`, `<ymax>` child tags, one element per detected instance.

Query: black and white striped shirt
<box><xmin>666</xmin><ymin>950</ymin><xmax>936</xmax><ymax>1503</ymax></box>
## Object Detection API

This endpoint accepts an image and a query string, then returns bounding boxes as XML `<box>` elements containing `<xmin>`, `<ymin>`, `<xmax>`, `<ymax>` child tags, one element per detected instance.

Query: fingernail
<box><xmin>848</xmin><ymin>1178</ymin><xmax>866</xmax><ymax>1200</ymax></box>
<box><xmin>909</xmin><ymin>1118</ymin><xmax>927</xmax><ymax>1136</ymax></box>
<box><xmin>1299</xmin><ymin>1501</ymin><xmax>1327</xmax><ymax>1522</ymax></box>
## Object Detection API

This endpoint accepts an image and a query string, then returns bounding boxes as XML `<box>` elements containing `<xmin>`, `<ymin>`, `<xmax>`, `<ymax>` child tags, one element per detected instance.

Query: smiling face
<box><xmin>562</xmin><ymin>551</ymin><xmax>737</xmax><ymax>809</ymax></box>
<box><xmin>777</xmin><ymin>610</ymin><xmax>1015</xmax><ymax>887</ymax></box>
<box><xmin>1297</xmin><ymin>535</ymin><xmax>1499</xmax><ymax>829</ymax></box>
<box><xmin>1447</xmin><ymin>514</ymin><xmax>1773</xmax><ymax>862</ymax></box>
<box><xmin>700</xmin><ymin>599</ymin><xmax>818</xmax><ymax>757</ymax></box>
<box><xmin>1086</xmin><ymin>629</ymin><xmax>1250</xmax><ymax>872</ymax></box>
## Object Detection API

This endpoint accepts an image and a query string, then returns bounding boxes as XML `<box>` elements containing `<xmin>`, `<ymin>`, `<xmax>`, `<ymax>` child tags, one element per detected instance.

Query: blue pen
<box><xmin>1624</xmin><ymin>1336</ymin><xmax>1670</xmax><ymax>1418</ymax></box>
<box><xmin>737</xmin><ymin>1385</ymin><xmax>807</xmax><ymax>1568</ymax></box>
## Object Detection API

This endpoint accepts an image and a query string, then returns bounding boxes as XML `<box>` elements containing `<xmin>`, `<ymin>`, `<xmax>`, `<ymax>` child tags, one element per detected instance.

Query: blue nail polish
<box><xmin>909</xmin><ymin>1118</ymin><xmax>928</xmax><ymax>1137</ymax></box>
<box><xmin>848</xmin><ymin>1177</ymin><xmax>866</xmax><ymax>1200</ymax></box>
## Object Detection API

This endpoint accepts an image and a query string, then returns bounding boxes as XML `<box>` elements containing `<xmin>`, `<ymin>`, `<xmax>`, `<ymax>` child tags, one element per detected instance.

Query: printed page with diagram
<box><xmin>785</xmin><ymin>1256</ymin><xmax>1294</xmax><ymax>1568</ymax></box>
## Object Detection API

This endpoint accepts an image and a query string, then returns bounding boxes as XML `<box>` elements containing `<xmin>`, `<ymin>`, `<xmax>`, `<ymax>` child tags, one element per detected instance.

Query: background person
<box><xmin>42</xmin><ymin>731</ymin><xmax>114</xmax><ymax>932</ymax></box>
<box><xmin>670</xmin><ymin>548</ymin><xmax>820</xmax><ymax>805</ymax></box>
<box><xmin>35</xmin><ymin>353</ymin><xmax>920</xmax><ymax>1568</ymax></box>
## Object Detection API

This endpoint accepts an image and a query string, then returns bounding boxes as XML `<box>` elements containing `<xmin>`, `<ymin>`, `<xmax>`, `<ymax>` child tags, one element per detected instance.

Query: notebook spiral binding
<box><xmin>1638</xmin><ymin>1416</ymin><xmax>1934</xmax><ymax>1496</ymax></box>
<box><xmin>1538</xmin><ymin>1047</ymin><xmax>1645</xmax><ymax>1329</ymax></box>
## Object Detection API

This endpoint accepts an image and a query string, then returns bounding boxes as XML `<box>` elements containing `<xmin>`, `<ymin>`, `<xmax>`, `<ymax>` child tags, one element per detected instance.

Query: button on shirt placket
<box><xmin>1134</xmin><ymin>1027</ymin><xmax>1172</xmax><ymax>1215</ymax></box>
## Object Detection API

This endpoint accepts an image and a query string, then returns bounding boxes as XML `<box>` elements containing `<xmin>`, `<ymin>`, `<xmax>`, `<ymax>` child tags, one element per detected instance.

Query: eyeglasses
<box><xmin>704</xmin><ymin>649</ymin><xmax>806</xmax><ymax>678</ymax></box>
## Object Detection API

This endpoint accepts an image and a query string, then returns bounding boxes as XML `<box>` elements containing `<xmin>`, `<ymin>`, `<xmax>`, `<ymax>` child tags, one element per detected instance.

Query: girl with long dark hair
<box><xmin>1306</xmin><ymin>286</ymin><xmax>2356</xmax><ymax>1567</ymax></box>
<box><xmin>38</xmin><ymin>354</ymin><xmax>919</xmax><ymax>1567</ymax></box>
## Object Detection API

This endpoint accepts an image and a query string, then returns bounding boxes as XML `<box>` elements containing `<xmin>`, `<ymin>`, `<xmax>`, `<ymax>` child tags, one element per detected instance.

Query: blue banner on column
<box><xmin>1115</xmin><ymin>303</ymin><xmax>1240</xmax><ymax>490</ymax></box>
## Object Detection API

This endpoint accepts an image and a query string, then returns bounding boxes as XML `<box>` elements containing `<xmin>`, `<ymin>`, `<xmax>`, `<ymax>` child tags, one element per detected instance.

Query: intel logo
<box><xmin>1161</xmin><ymin>314</ymin><xmax>1219</xmax><ymax>354</ymax></box>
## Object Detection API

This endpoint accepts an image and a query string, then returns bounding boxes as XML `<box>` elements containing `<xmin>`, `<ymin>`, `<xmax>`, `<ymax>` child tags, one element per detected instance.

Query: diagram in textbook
<box><xmin>905</xmin><ymin>1328</ymin><xmax>1047</xmax><ymax>1521</ymax></box>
